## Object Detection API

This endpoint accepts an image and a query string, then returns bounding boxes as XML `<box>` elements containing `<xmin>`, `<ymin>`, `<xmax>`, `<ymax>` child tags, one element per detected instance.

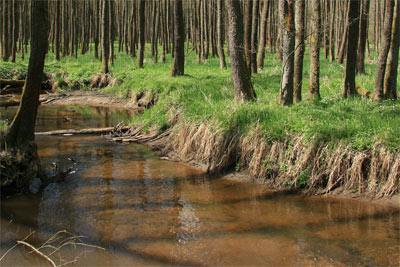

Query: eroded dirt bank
<box><xmin>37</xmin><ymin>91</ymin><xmax>400</xmax><ymax>206</ymax></box>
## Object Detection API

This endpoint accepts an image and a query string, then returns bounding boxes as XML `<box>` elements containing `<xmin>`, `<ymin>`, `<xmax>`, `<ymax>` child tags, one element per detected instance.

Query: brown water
<box><xmin>1</xmin><ymin>106</ymin><xmax>399</xmax><ymax>266</ymax></box>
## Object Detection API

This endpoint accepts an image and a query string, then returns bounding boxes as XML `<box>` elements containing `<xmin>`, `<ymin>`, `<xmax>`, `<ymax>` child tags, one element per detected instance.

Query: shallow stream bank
<box><xmin>0</xmin><ymin>104</ymin><xmax>399</xmax><ymax>266</ymax></box>
<box><xmin>26</xmin><ymin>91</ymin><xmax>400</xmax><ymax>200</ymax></box>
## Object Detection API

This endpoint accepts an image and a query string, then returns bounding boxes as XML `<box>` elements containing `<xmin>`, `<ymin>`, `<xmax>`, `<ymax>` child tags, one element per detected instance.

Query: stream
<box><xmin>1</xmin><ymin>105</ymin><xmax>399</xmax><ymax>266</ymax></box>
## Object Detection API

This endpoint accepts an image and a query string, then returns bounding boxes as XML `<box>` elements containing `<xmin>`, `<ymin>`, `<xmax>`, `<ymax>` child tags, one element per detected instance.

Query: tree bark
<box><xmin>343</xmin><ymin>0</ymin><xmax>361</xmax><ymax>98</ymax></box>
<box><xmin>357</xmin><ymin>0</ymin><xmax>370</xmax><ymax>74</ymax></box>
<box><xmin>293</xmin><ymin>0</ymin><xmax>305</xmax><ymax>102</ymax></box>
<box><xmin>257</xmin><ymin>0</ymin><xmax>270</xmax><ymax>70</ymax></box>
<box><xmin>250</xmin><ymin>0</ymin><xmax>259</xmax><ymax>73</ymax></box>
<box><xmin>383</xmin><ymin>0</ymin><xmax>400</xmax><ymax>99</ymax></box>
<box><xmin>5</xmin><ymin>0</ymin><xmax>49</xmax><ymax>148</ymax></box>
<box><xmin>308</xmin><ymin>0</ymin><xmax>321</xmax><ymax>100</ymax></box>
<box><xmin>279</xmin><ymin>0</ymin><xmax>295</xmax><ymax>105</ymax></box>
<box><xmin>101</xmin><ymin>0</ymin><xmax>109</xmax><ymax>73</ymax></box>
<box><xmin>225</xmin><ymin>0</ymin><xmax>256</xmax><ymax>102</ymax></box>
<box><xmin>137</xmin><ymin>0</ymin><xmax>145</xmax><ymax>68</ymax></box>
<box><xmin>244</xmin><ymin>0</ymin><xmax>253</xmax><ymax>71</ymax></box>
<box><xmin>374</xmin><ymin>0</ymin><xmax>395</xmax><ymax>100</ymax></box>
<box><xmin>55</xmin><ymin>0</ymin><xmax>61</xmax><ymax>61</ymax></box>
<box><xmin>217</xmin><ymin>0</ymin><xmax>226</xmax><ymax>69</ymax></box>
<box><xmin>171</xmin><ymin>0</ymin><xmax>185</xmax><ymax>76</ymax></box>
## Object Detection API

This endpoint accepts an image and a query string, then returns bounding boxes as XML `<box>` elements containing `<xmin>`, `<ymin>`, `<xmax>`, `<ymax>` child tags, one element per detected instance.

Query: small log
<box><xmin>0</xmin><ymin>87</ymin><xmax>51</xmax><ymax>95</ymax></box>
<box><xmin>0</xmin><ymin>100</ymin><xmax>20</xmax><ymax>108</ymax></box>
<box><xmin>35</xmin><ymin>126</ymin><xmax>131</xmax><ymax>136</ymax></box>
<box><xmin>0</xmin><ymin>79</ymin><xmax>25</xmax><ymax>88</ymax></box>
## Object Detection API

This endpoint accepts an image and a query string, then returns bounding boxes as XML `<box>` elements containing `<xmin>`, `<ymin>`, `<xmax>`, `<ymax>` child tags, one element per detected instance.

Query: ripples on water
<box><xmin>1</xmin><ymin>105</ymin><xmax>399</xmax><ymax>266</ymax></box>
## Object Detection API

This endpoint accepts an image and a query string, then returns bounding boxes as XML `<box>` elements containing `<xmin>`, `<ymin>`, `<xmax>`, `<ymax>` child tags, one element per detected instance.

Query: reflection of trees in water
<box><xmin>4</xmin><ymin>135</ymin><xmax>399</xmax><ymax>265</ymax></box>
<box><xmin>100</xmin><ymin>147</ymin><xmax>115</xmax><ymax>242</ymax></box>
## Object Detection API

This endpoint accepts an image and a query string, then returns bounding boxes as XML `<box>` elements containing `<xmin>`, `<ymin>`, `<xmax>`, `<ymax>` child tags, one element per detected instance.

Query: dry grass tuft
<box><xmin>133</xmin><ymin>122</ymin><xmax>399</xmax><ymax>199</ymax></box>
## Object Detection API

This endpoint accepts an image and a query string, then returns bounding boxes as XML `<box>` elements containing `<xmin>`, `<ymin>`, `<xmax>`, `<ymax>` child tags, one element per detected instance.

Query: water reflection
<box><xmin>0</xmin><ymin>106</ymin><xmax>399</xmax><ymax>266</ymax></box>
<box><xmin>0</xmin><ymin>105</ymin><xmax>132</xmax><ymax>132</ymax></box>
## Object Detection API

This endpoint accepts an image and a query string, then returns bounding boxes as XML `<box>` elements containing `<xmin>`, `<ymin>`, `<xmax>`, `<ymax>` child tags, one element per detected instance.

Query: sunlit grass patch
<box><xmin>1</xmin><ymin>44</ymin><xmax>399</xmax><ymax>151</ymax></box>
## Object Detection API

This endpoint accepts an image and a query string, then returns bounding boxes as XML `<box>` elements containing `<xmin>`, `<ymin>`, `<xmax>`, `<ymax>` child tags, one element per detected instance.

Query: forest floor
<box><xmin>1</xmin><ymin>45</ymin><xmax>399</xmax><ymax>199</ymax></box>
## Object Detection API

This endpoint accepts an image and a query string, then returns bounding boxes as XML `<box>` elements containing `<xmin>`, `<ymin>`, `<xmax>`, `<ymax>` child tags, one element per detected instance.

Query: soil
<box><xmin>40</xmin><ymin>90</ymin><xmax>139</xmax><ymax>110</ymax></box>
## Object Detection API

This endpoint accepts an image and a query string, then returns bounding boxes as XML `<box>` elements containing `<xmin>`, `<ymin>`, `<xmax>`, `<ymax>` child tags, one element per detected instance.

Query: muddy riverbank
<box><xmin>34</xmin><ymin>91</ymin><xmax>399</xmax><ymax>204</ymax></box>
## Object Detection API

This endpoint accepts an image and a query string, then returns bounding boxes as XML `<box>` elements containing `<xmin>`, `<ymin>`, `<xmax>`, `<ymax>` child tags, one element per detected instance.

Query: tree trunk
<box><xmin>217</xmin><ymin>0</ymin><xmax>226</xmax><ymax>69</ymax></box>
<box><xmin>343</xmin><ymin>0</ymin><xmax>361</xmax><ymax>98</ymax></box>
<box><xmin>55</xmin><ymin>0</ymin><xmax>61</xmax><ymax>61</ymax></box>
<box><xmin>293</xmin><ymin>0</ymin><xmax>305</xmax><ymax>102</ymax></box>
<box><xmin>357</xmin><ymin>0</ymin><xmax>370</xmax><ymax>74</ymax></box>
<box><xmin>279</xmin><ymin>0</ymin><xmax>295</xmax><ymax>105</ymax></box>
<box><xmin>329</xmin><ymin>0</ymin><xmax>336</xmax><ymax>62</ymax></box>
<box><xmin>374</xmin><ymin>0</ymin><xmax>395</xmax><ymax>100</ymax></box>
<box><xmin>244</xmin><ymin>0</ymin><xmax>253</xmax><ymax>71</ymax></box>
<box><xmin>383</xmin><ymin>0</ymin><xmax>400</xmax><ymax>99</ymax></box>
<box><xmin>171</xmin><ymin>0</ymin><xmax>184</xmax><ymax>76</ymax></box>
<box><xmin>225</xmin><ymin>0</ymin><xmax>256</xmax><ymax>102</ymax></box>
<box><xmin>250</xmin><ymin>0</ymin><xmax>259</xmax><ymax>73</ymax></box>
<box><xmin>257</xmin><ymin>0</ymin><xmax>270</xmax><ymax>70</ymax></box>
<box><xmin>101</xmin><ymin>0</ymin><xmax>109</xmax><ymax>73</ymax></box>
<box><xmin>137</xmin><ymin>0</ymin><xmax>145</xmax><ymax>68</ymax></box>
<box><xmin>5</xmin><ymin>0</ymin><xmax>49</xmax><ymax>148</ymax></box>
<box><xmin>2</xmin><ymin>0</ymin><xmax>10</xmax><ymax>61</ymax></box>
<box><xmin>308</xmin><ymin>0</ymin><xmax>321</xmax><ymax>100</ymax></box>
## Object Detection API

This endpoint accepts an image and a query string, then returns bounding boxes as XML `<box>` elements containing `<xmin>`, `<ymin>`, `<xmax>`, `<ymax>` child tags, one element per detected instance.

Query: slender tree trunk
<box><xmin>244</xmin><ymin>0</ymin><xmax>253</xmax><ymax>71</ymax></box>
<box><xmin>383</xmin><ymin>0</ymin><xmax>400</xmax><ymax>99</ymax></box>
<box><xmin>374</xmin><ymin>0</ymin><xmax>395</xmax><ymax>100</ymax></box>
<box><xmin>2</xmin><ymin>0</ymin><xmax>10</xmax><ymax>61</ymax></box>
<box><xmin>343</xmin><ymin>0</ymin><xmax>361</xmax><ymax>98</ymax></box>
<box><xmin>293</xmin><ymin>0</ymin><xmax>305</xmax><ymax>102</ymax></box>
<box><xmin>109</xmin><ymin>0</ymin><xmax>115</xmax><ymax>65</ymax></box>
<box><xmin>171</xmin><ymin>0</ymin><xmax>184</xmax><ymax>76</ymax></box>
<box><xmin>55</xmin><ymin>0</ymin><xmax>61</xmax><ymax>60</ymax></box>
<box><xmin>279</xmin><ymin>0</ymin><xmax>295</xmax><ymax>105</ymax></box>
<box><xmin>137</xmin><ymin>0</ymin><xmax>145</xmax><ymax>68</ymax></box>
<box><xmin>216</xmin><ymin>0</ymin><xmax>226</xmax><ymax>69</ymax></box>
<box><xmin>357</xmin><ymin>0</ymin><xmax>370</xmax><ymax>74</ymax></box>
<box><xmin>225</xmin><ymin>0</ymin><xmax>256</xmax><ymax>102</ymax></box>
<box><xmin>217</xmin><ymin>0</ymin><xmax>226</xmax><ymax>69</ymax></box>
<box><xmin>101</xmin><ymin>0</ymin><xmax>109</xmax><ymax>73</ymax></box>
<box><xmin>5</xmin><ymin>0</ymin><xmax>49</xmax><ymax>148</ymax></box>
<box><xmin>329</xmin><ymin>0</ymin><xmax>336</xmax><ymax>62</ymax></box>
<box><xmin>11</xmin><ymin>0</ymin><xmax>18</xmax><ymax>63</ymax></box>
<box><xmin>250</xmin><ymin>0</ymin><xmax>259</xmax><ymax>73</ymax></box>
<box><xmin>257</xmin><ymin>0</ymin><xmax>270</xmax><ymax>70</ymax></box>
<box><xmin>338</xmin><ymin>0</ymin><xmax>350</xmax><ymax>64</ymax></box>
<box><xmin>308</xmin><ymin>0</ymin><xmax>321</xmax><ymax>100</ymax></box>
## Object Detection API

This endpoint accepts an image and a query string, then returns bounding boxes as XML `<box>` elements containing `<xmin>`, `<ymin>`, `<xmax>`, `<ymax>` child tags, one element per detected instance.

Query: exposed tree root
<box><xmin>0</xmin><ymin>143</ymin><xmax>45</xmax><ymax>196</ymax></box>
<box><xmin>90</xmin><ymin>74</ymin><xmax>119</xmax><ymax>89</ymax></box>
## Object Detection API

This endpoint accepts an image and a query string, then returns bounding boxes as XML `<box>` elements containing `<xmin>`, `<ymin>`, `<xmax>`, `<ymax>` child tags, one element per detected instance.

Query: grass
<box><xmin>1</xmin><ymin>43</ymin><xmax>399</xmax><ymax>151</ymax></box>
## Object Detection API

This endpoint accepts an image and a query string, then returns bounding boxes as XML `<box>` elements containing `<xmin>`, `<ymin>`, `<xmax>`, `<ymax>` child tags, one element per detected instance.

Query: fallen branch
<box><xmin>0</xmin><ymin>87</ymin><xmax>50</xmax><ymax>95</ymax></box>
<box><xmin>0</xmin><ymin>100</ymin><xmax>20</xmax><ymax>107</ymax></box>
<box><xmin>0</xmin><ymin>231</ymin><xmax>35</xmax><ymax>262</ymax></box>
<box><xmin>17</xmin><ymin>241</ymin><xmax>57</xmax><ymax>267</ymax></box>
<box><xmin>0</xmin><ymin>230</ymin><xmax>105</xmax><ymax>266</ymax></box>
<box><xmin>0</xmin><ymin>79</ymin><xmax>25</xmax><ymax>88</ymax></box>
<box><xmin>35</xmin><ymin>126</ymin><xmax>131</xmax><ymax>136</ymax></box>
<box><xmin>108</xmin><ymin>130</ymin><xmax>170</xmax><ymax>144</ymax></box>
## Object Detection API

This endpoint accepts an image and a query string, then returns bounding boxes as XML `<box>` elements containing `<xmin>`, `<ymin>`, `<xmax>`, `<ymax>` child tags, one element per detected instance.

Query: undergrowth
<box><xmin>1</xmin><ymin>44</ymin><xmax>399</xmax><ymax>151</ymax></box>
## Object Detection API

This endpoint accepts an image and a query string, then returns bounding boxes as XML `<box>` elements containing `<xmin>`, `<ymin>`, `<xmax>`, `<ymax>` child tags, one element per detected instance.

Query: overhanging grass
<box><xmin>1</xmin><ymin>44</ymin><xmax>399</xmax><ymax>151</ymax></box>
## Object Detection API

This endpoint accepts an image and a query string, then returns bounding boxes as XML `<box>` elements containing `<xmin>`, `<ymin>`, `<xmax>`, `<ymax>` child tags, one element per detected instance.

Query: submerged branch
<box><xmin>35</xmin><ymin>126</ymin><xmax>131</xmax><ymax>136</ymax></box>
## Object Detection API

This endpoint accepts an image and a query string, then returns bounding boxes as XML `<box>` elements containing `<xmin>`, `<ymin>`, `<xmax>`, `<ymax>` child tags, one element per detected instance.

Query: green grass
<box><xmin>1</xmin><ymin>44</ymin><xmax>399</xmax><ymax>151</ymax></box>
